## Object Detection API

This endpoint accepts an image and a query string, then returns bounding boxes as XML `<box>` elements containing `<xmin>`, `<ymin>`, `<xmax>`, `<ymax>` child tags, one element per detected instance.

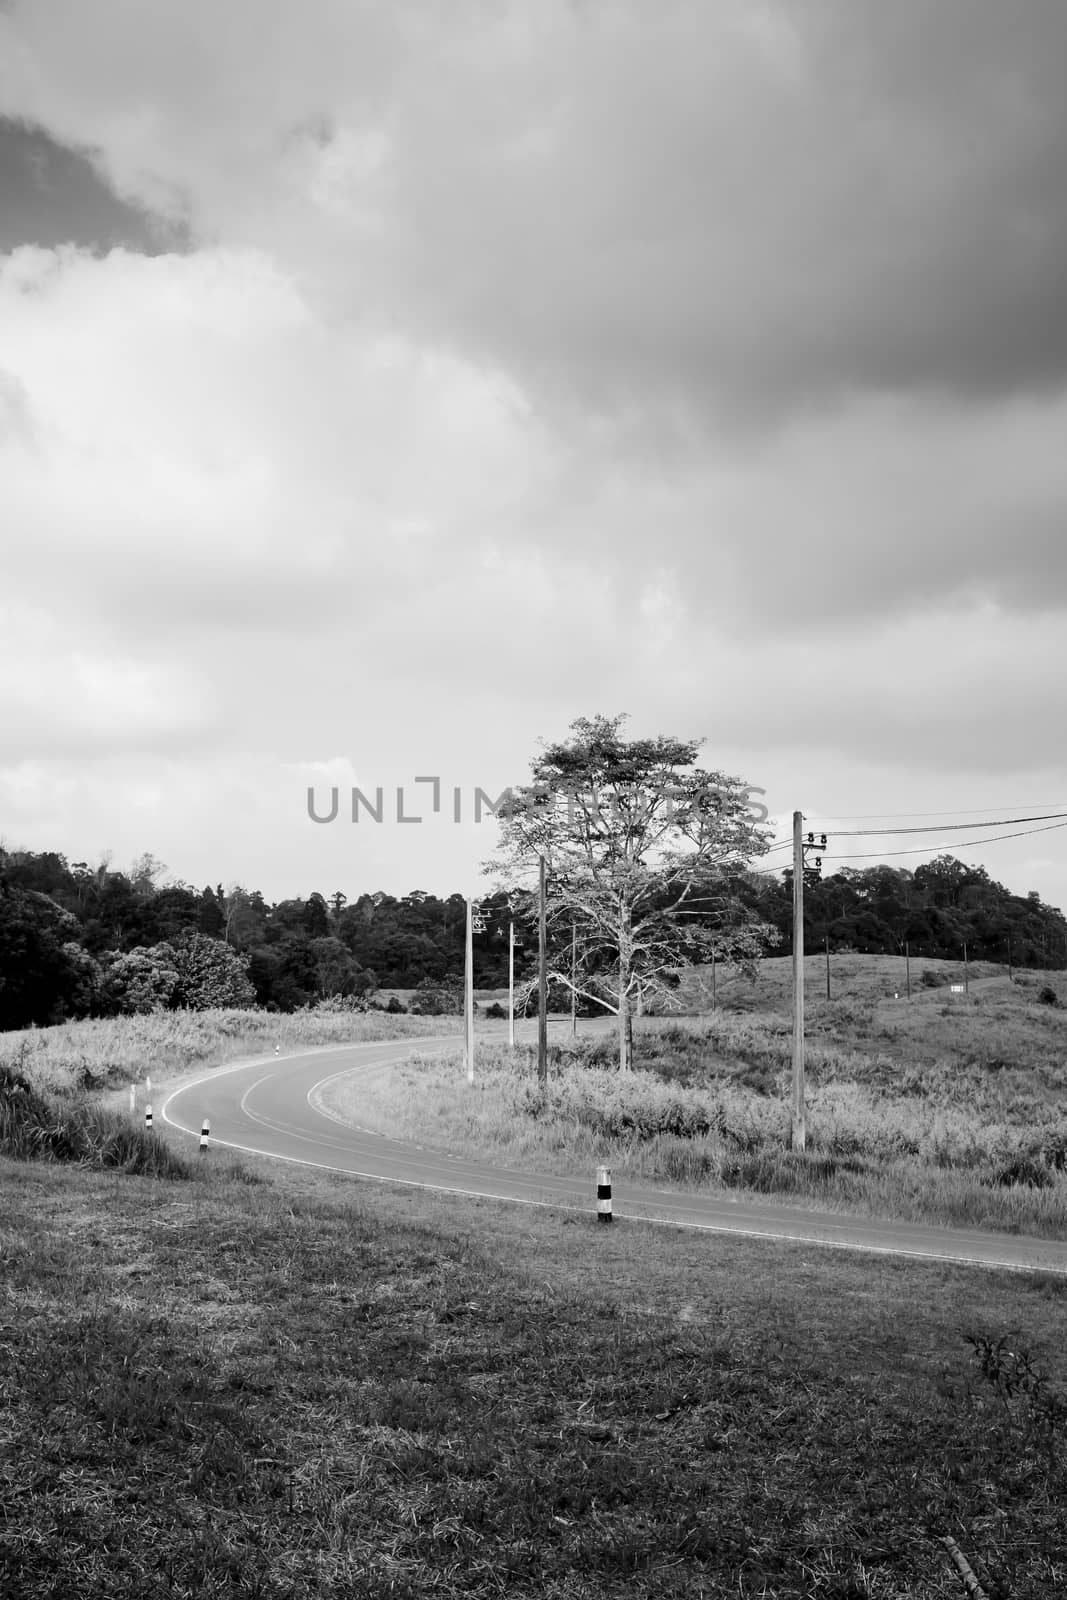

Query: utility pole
<box><xmin>792</xmin><ymin>811</ymin><xmax>806</xmax><ymax>1152</ymax></box>
<box><xmin>963</xmin><ymin>940</ymin><xmax>969</xmax><ymax>995</ymax></box>
<box><xmin>538</xmin><ymin>855</ymin><xmax>548</xmax><ymax>1087</ymax></box>
<box><xmin>570</xmin><ymin>921</ymin><xmax>577</xmax><ymax>1037</ymax></box>
<box><xmin>711</xmin><ymin>948</ymin><xmax>716</xmax><ymax>1008</ymax></box>
<box><xmin>905</xmin><ymin>941</ymin><xmax>911</xmax><ymax>1000</ymax></box>
<box><xmin>508</xmin><ymin>916</ymin><xmax>515</xmax><ymax>1049</ymax></box>
<box><xmin>825</xmin><ymin>932</ymin><xmax>831</xmax><ymax>1000</ymax></box>
<box><xmin>465</xmin><ymin>897</ymin><xmax>475</xmax><ymax>1085</ymax></box>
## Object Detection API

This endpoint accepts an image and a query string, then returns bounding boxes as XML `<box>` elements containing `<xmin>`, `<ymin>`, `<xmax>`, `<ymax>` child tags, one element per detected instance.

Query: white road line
<box><xmin>158</xmin><ymin>1038</ymin><xmax>1067</xmax><ymax>1277</ymax></box>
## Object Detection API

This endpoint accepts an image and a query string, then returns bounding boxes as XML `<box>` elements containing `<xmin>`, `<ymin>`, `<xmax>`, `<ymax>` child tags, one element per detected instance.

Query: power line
<box><xmin>806</xmin><ymin>811</ymin><xmax>1067</xmax><ymax>839</ymax></box>
<box><xmin>804</xmin><ymin>802</ymin><xmax>1067</xmax><ymax>820</ymax></box>
<box><xmin>811</xmin><ymin>819</ymin><xmax>1067</xmax><ymax>863</ymax></box>
<box><xmin>746</xmin><ymin>817</ymin><xmax>1067</xmax><ymax>874</ymax></box>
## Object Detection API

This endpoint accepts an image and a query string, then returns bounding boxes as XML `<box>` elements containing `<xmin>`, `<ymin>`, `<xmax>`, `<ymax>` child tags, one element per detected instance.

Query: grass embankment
<box><xmin>319</xmin><ymin>971</ymin><xmax>1067</xmax><ymax>1236</ymax></box>
<box><xmin>0</xmin><ymin>1008</ymin><xmax>459</xmax><ymax>1102</ymax></box>
<box><xmin>2</xmin><ymin>1144</ymin><xmax>1066</xmax><ymax>1598</ymax></box>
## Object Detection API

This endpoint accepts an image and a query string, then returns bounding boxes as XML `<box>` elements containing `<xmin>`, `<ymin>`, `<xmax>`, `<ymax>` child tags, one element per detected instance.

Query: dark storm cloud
<box><xmin>0</xmin><ymin>117</ymin><xmax>188</xmax><ymax>253</ymax></box>
<box><xmin>365</xmin><ymin>0</ymin><xmax>1067</xmax><ymax>430</ymax></box>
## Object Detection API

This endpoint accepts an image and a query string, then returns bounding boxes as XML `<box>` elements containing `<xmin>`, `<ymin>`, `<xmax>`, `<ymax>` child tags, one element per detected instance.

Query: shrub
<box><xmin>921</xmin><ymin>969</ymin><xmax>948</xmax><ymax>989</ymax></box>
<box><xmin>989</xmin><ymin>1156</ymin><xmax>1054</xmax><ymax>1190</ymax></box>
<box><xmin>0</xmin><ymin>1063</ymin><xmax>191</xmax><ymax>1178</ymax></box>
<box><xmin>1037</xmin><ymin>984</ymin><xmax>1060</xmax><ymax>1007</ymax></box>
<box><xmin>484</xmin><ymin>1002</ymin><xmax>507</xmax><ymax>1019</ymax></box>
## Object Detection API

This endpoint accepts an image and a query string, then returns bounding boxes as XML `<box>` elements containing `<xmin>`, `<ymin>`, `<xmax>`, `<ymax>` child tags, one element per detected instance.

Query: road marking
<box><xmin>159</xmin><ymin>1037</ymin><xmax>1067</xmax><ymax>1278</ymax></box>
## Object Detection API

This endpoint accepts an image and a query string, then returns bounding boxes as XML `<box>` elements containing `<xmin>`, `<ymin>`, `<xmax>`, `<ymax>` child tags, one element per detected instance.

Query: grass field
<box><xmin>3</xmin><ymin>961</ymin><xmax>1067</xmax><ymax>1592</ymax></box>
<box><xmin>2</xmin><ymin>1143</ymin><xmax>1066</xmax><ymax>1598</ymax></box>
<box><xmin>316</xmin><ymin>959</ymin><xmax>1067</xmax><ymax>1237</ymax></box>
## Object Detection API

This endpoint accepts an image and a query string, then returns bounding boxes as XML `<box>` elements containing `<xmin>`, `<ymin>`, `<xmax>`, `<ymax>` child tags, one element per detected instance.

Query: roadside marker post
<box><xmin>129</xmin><ymin>1084</ymin><xmax>135</xmax><ymax>1114</ymax></box>
<box><xmin>145</xmin><ymin>1105</ymin><xmax>153</xmax><ymax>1132</ymax></box>
<box><xmin>199</xmin><ymin>1118</ymin><xmax>210</xmax><ymax>1154</ymax></box>
<box><xmin>597</xmin><ymin>1166</ymin><xmax>612</xmax><ymax>1224</ymax></box>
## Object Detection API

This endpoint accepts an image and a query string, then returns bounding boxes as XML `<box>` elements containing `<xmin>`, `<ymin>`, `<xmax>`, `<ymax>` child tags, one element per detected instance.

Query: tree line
<box><xmin>745</xmin><ymin>855</ymin><xmax>1067</xmax><ymax>969</ymax></box>
<box><xmin>1</xmin><ymin>840</ymin><xmax>1064</xmax><ymax>1033</ymax></box>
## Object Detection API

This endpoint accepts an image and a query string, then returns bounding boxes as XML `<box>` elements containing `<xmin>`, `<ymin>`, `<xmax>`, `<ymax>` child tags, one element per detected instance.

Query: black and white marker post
<box><xmin>597</xmin><ymin>1165</ymin><xmax>612</xmax><ymax>1224</ymax></box>
<box><xmin>199</xmin><ymin>1118</ymin><xmax>210</xmax><ymax>1154</ymax></box>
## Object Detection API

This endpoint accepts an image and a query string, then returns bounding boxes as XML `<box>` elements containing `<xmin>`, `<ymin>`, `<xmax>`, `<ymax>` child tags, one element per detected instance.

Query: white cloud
<box><xmin>1</xmin><ymin>2</ymin><xmax>1066</xmax><ymax>913</ymax></box>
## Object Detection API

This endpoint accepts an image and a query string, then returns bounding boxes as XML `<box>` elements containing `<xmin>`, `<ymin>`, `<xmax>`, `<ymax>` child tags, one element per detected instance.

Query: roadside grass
<box><xmin>315</xmin><ymin>988</ymin><xmax>1067</xmax><ymax>1236</ymax></box>
<box><xmin>0</xmin><ymin>1009</ymin><xmax>459</xmax><ymax>1100</ymax></box>
<box><xmin>671</xmin><ymin>952</ymin><xmax>1018</xmax><ymax>1013</ymax></box>
<box><xmin>0</xmin><ymin>1062</ymin><xmax>196</xmax><ymax>1180</ymax></box>
<box><xmin>6</xmin><ymin>960</ymin><xmax>1067</xmax><ymax>1238</ymax></box>
<box><xmin>2</xmin><ymin>1149</ymin><xmax>1066</xmax><ymax>1598</ymax></box>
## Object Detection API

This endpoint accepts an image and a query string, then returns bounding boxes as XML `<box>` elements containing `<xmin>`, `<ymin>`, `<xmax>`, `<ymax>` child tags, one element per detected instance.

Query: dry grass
<box><xmin>315</xmin><ymin>975</ymin><xmax>1067</xmax><ymax>1237</ymax></box>
<box><xmin>0</xmin><ymin>1008</ymin><xmax>458</xmax><ymax>1100</ymax></box>
<box><xmin>1</xmin><ymin>1148</ymin><xmax>1065</xmax><ymax>1597</ymax></box>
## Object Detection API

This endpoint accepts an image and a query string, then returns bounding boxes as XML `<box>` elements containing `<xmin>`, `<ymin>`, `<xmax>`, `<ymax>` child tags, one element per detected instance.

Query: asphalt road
<box><xmin>161</xmin><ymin>1033</ymin><xmax>1067</xmax><ymax>1276</ymax></box>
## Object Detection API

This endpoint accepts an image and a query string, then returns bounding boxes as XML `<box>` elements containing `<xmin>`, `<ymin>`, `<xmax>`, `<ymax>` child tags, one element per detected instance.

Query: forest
<box><xmin>1</xmin><ymin>843</ymin><xmax>1064</xmax><ymax>1031</ymax></box>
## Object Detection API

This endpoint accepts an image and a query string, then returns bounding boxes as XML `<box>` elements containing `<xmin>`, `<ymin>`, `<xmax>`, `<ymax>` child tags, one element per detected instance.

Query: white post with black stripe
<box><xmin>199</xmin><ymin>1118</ymin><xmax>210</xmax><ymax>1154</ymax></box>
<box><xmin>145</xmin><ymin>1104</ymin><xmax>153</xmax><ymax>1132</ymax></box>
<box><xmin>597</xmin><ymin>1165</ymin><xmax>612</xmax><ymax>1225</ymax></box>
<box><xmin>129</xmin><ymin>1083</ymin><xmax>135</xmax><ymax>1114</ymax></box>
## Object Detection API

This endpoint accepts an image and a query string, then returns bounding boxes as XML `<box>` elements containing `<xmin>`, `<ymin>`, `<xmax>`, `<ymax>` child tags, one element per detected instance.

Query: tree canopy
<box><xmin>486</xmin><ymin>715</ymin><xmax>779</xmax><ymax>1068</ymax></box>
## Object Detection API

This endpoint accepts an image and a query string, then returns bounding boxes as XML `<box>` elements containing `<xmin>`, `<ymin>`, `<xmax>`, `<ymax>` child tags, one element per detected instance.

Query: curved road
<box><xmin>161</xmin><ymin>1035</ymin><xmax>1067</xmax><ymax>1276</ymax></box>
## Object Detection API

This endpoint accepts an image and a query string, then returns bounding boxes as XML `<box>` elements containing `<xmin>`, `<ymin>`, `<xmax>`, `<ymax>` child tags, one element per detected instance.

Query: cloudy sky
<box><xmin>2</xmin><ymin>0</ymin><xmax>1067</xmax><ymax>911</ymax></box>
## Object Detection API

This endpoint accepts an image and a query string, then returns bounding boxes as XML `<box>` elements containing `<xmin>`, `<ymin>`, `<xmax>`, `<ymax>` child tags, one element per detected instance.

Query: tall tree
<box><xmin>487</xmin><ymin>714</ymin><xmax>777</xmax><ymax>1070</ymax></box>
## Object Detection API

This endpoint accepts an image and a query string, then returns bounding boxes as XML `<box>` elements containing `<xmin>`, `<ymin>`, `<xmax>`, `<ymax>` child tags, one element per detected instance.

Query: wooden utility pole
<box><xmin>465</xmin><ymin>897</ymin><xmax>475</xmax><ymax>1084</ymax></box>
<box><xmin>571</xmin><ymin>921</ymin><xmax>577</xmax><ymax>1037</ymax></box>
<box><xmin>963</xmin><ymin>940</ymin><xmax>969</xmax><ymax>995</ymax></box>
<box><xmin>825</xmin><ymin>932</ymin><xmax>831</xmax><ymax>1000</ymax></box>
<box><xmin>538</xmin><ymin>855</ymin><xmax>548</xmax><ymax>1087</ymax></box>
<box><xmin>508</xmin><ymin>918</ymin><xmax>515</xmax><ymax>1050</ymax></box>
<box><xmin>905</xmin><ymin>940</ymin><xmax>911</xmax><ymax>1000</ymax></box>
<box><xmin>711</xmin><ymin>949</ymin><xmax>716</xmax><ymax>1008</ymax></box>
<box><xmin>791</xmin><ymin>811</ymin><xmax>806</xmax><ymax>1151</ymax></box>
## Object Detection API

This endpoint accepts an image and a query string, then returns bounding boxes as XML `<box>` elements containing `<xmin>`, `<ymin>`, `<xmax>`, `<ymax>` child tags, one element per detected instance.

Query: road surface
<box><xmin>161</xmin><ymin>1034</ymin><xmax>1067</xmax><ymax>1276</ymax></box>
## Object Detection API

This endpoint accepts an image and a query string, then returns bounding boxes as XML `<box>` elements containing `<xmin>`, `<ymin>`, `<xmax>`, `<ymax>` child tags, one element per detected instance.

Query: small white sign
<box><xmin>950</xmin><ymin>983</ymin><xmax>965</xmax><ymax>993</ymax></box>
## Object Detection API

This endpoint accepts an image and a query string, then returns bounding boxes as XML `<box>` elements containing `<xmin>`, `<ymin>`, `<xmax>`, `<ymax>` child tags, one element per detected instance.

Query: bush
<box><xmin>0</xmin><ymin>1065</ymin><xmax>192</xmax><ymax>1178</ymax></box>
<box><xmin>989</xmin><ymin>1155</ymin><xmax>1054</xmax><ymax>1190</ymax></box>
<box><xmin>920</xmin><ymin>970</ymin><xmax>948</xmax><ymax>989</ymax></box>
<box><xmin>484</xmin><ymin>1002</ymin><xmax>507</xmax><ymax>1019</ymax></box>
<box><xmin>1037</xmin><ymin>984</ymin><xmax>1060</xmax><ymax>1007</ymax></box>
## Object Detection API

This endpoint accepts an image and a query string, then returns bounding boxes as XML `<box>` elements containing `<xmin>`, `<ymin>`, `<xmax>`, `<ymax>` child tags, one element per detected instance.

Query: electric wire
<box><xmin>805</xmin><ymin>811</ymin><xmax>1067</xmax><ymax>838</ymax></box>
<box><xmin>825</xmin><ymin>819</ymin><xmax>1067</xmax><ymax>859</ymax></box>
<box><xmin>748</xmin><ymin>817</ymin><xmax>1067</xmax><ymax>872</ymax></box>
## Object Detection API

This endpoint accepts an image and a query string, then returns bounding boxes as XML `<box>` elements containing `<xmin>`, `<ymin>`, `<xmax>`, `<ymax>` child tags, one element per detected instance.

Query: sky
<box><xmin>2</xmin><ymin>0</ymin><xmax>1067</xmax><ymax>912</ymax></box>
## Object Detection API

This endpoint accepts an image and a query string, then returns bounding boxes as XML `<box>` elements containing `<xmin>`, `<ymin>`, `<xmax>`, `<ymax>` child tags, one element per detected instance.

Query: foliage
<box><xmin>99</xmin><ymin>946</ymin><xmax>182</xmax><ymax>1014</ymax></box>
<box><xmin>0</xmin><ymin>1063</ymin><xmax>192</xmax><ymax>1177</ymax></box>
<box><xmin>0</xmin><ymin>881</ymin><xmax>89</xmax><ymax>1029</ymax></box>
<box><xmin>409</xmin><ymin>974</ymin><xmax>465</xmax><ymax>1016</ymax></box>
<box><xmin>486</xmin><ymin>714</ymin><xmax>778</xmax><ymax>1068</ymax></box>
<box><xmin>2</xmin><ymin>830</ymin><xmax>1066</xmax><ymax>1030</ymax></box>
